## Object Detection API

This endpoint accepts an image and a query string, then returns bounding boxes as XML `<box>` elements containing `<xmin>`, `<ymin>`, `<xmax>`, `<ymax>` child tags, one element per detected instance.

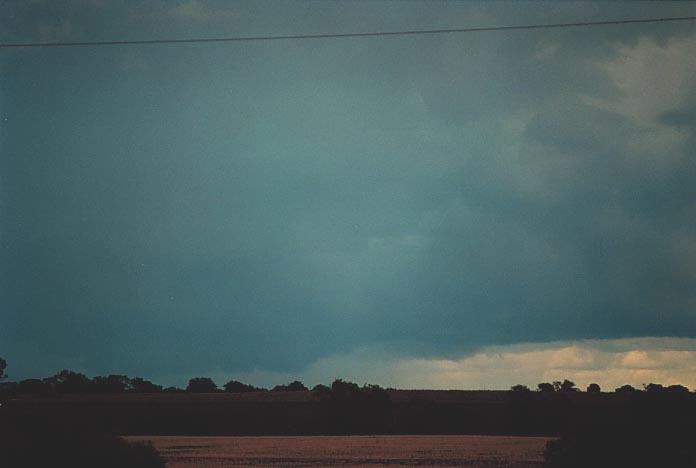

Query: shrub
<box><xmin>0</xmin><ymin>420</ymin><xmax>165</xmax><ymax>468</ymax></box>
<box><xmin>586</xmin><ymin>383</ymin><xmax>601</xmax><ymax>393</ymax></box>
<box><xmin>538</xmin><ymin>382</ymin><xmax>555</xmax><ymax>392</ymax></box>
<box><xmin>130</xmin><ymin>377</ymin><xmax>163</xmax><ymax>393</ymax></box>
<box><xmin>544</xmin><ymin>427</ymin><xmax>696</xmax><ymax>467</ymax></box>
<box><xmin>186</xmin><ymin>377</ymin><xmax>218</xmax><ymax>393</ymax></box>
<box><xmin>511</xmin><ymin>384</ymin><xmax>531</xmax><ymax>392</ymax></box>
<box><xmin>615</xmin><ymin>384</ymin><xmax>637</xmax><ymax>394</ymax></box>
<box><xmin>223</xmin><ymin>380</ymin><xmax>265</xmax><ymax>393</ymax></box>
<box><xmin>271</xmin><ymin>380</ymin><xmax>308</xmax><ymax>392</ymax></box>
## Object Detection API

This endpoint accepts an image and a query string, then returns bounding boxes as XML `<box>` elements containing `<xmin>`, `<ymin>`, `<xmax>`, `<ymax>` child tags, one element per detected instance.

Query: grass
<box><xmin>127</xmin><ymin>434</ymin><xmax>551</xmax><ymax>467</ymax></box>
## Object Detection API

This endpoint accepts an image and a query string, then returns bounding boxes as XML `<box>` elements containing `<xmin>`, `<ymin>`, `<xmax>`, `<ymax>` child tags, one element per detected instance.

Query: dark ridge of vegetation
<box><xmin>131</xmin><ymin>377</ymin><xmax>163</xmax><ymax>393</ymax></box>
<box><xmin>223</xmin><ymin>380</ymin><xmax>267</xmax><ymax>393</ymax></box>
<box><xmin>271</xmin><ymin>380</ymin><xmax>309</xmax><ymax>392</ymax></box>
<box><xmin>0</xmin><ymin>416</ymin><xmax>165</xmax><ymax>468</ymax></box>
<box><xmin>3</xmin><ymin>358</ymin><xmax>696</xmax><ymax>450</ymax></box>
<box><xmin>510</xmin><ymin>384</ymin><xmax>531</xmax><ymax>392</ymax></box>
<box><xmin>615</xmin><ymin>384</ymin><xmax>638</xmax><ymax>393</ymax></box>
<box><xmin>527</xmin><ymin>379</ymin><xmax>580</xmax><ymax>393</ymax></box>
<box><xmin>543</xmin><ymin>382</ymin><xmax>696</xmax><ymax>466</ymax></box>
<box><xmin>1</xmin><ymin>357</ymin><xmax>693</xmax><ymax>400</ymax></box>
<box><xmin>537</xmin><ymin>382</ymin><xmax>555</xmax><ymax>392</ymax></box>
<box><xmin>317</xmin><ymin>379</ymin><xmax>392</xmax><ymax>434</ymax></box>
<box><xmin>545</xmin><ymin>422</ymin><xmax>696</xmax><ymax>467</ymax></box>
<box><xmin>186</xmin><ymin>377</ymin><xmax>219</xmax><ymax>393</ymax></box>
<box><xmin>586</xmin><ymin>383</ymin><xmax>600</xmax><ymax>393</ymax></box>
<box><xmin>311</xmin><ymin>383</ymin><xmax>331</xmax><ymax>396</ymax></box>
<box><xmin>555</xmin><ymin>380</ymin><xmax>578</xmax><ymax>392</ymax></box>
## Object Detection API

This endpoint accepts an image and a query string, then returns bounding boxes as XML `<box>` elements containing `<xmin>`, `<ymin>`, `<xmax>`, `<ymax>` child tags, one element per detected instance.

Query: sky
<box><xmin>1</xmin><ymin>0</ymin><xmax>696</xmax><ymax>389</ymax></box>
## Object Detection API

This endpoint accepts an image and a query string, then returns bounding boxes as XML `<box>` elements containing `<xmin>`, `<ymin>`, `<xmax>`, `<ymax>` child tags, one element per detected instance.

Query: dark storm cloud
<box><xmin>1</xmin><ymin>0</ymin><xmax>696</xmax><ymax>381</ymax></box>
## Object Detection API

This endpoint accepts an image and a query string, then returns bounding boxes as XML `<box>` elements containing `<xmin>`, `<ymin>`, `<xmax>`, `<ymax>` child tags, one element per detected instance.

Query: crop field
<box><xmin>127</xmin><ymin>434</ymin><xmax>551</xmax><ymax>467</ymax></box>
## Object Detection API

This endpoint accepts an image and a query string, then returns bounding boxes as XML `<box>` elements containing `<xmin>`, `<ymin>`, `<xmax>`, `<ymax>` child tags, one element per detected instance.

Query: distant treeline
<box><xmin>0</xmin><ymin>360</ymin><xmax>692</xmax><ymax>397</ymax></box>
<box><xmin>510</xmin><ymin>379</ymin><xmax>691</xmax><ymax>395</ymax></box>
<box><xmin>3</xmin><ymin>357</ymin><xmax>696</xmax><ymax>466</ymax></box>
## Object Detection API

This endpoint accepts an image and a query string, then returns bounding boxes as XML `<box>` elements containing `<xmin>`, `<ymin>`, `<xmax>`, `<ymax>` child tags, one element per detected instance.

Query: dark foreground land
<box><xmin>126</xmin><ymin>434</ymin><xmax>550</xmax><ymax>467</ymax></box>
<box><xmin>3</xmin><ymin>389</ymin><xmax>695</xmax><ymax>436</ymax></box>
<box><xmin>3</xmin><ymin>390</ymin><xmax>696</xmax><ymax>466</ymax></box>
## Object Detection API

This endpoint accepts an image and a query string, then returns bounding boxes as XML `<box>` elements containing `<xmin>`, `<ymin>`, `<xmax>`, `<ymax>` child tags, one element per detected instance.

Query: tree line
<box><xmin>0</xmin><ymin>358</ymin><xmax>691</xmax><ymax>397</ymax></box>
<box><xmin>510</xmin><ymin>379</ymin><xmax>691</xmax><ymax>394</ymax></box>
<box><xmin>0</xmin><ymin>358</ymin><xmax>381</xmax><ymax>398</ymax></box>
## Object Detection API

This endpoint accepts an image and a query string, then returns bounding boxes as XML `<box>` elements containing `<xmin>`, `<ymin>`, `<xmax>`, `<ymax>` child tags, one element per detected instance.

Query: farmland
<box><xmin>4</xmin><ymin>389</ymin><xmax>696</xmax><ymax>466</ymax></box>
<box><xmin>127</xmin><ymin>435</ymin><xmax>550</xmax><ymax>467</ymax></box>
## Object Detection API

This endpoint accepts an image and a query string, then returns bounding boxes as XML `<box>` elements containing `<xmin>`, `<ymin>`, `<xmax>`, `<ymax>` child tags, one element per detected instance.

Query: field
<box><xmin>127</xmin><ymin>435</ymin><xmax>551</xmax><ymax>467</ymax></box>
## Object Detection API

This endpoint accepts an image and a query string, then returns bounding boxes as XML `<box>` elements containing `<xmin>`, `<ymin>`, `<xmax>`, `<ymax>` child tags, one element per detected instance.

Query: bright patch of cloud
<box><xmin>590</xmin><ymin>34</ymin><xmax>696</xmax><ymax>123</ymax></box>
<box><xmin>225</xmin><ymin>338</ymin><xmax>696</xmax><ymax>391</ymax></box>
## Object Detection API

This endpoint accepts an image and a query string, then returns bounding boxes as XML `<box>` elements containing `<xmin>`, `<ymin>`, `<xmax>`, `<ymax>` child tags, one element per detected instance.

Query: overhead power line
<box><xmin>1</xmin><ymin>15</ymin><xmax>695</xmax><ymax>49</ymax></box>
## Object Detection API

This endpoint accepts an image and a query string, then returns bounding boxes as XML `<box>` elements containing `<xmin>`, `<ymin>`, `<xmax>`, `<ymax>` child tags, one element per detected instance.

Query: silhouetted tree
<box><xmin>362</xmin><ymin>384</ymin><xmax>389</xmax><ymax>404</ymax></box>
<box><xmin>559</xmin><ymin>379</ymin><xmax>578</xmax><ymax>392</ymax></box>
<box><xmin>615</xmin><ymin>384</ymin><xmax>637</xmax><ymax>394</ymax></box>
<box><xmin>286</xmin><ymin>380</ymin><xmax>308</xmax><ymax>391</ymax></box>
<box><xmin>586</xmin><ymin>383</ymin><xmax>601</xmax><ymax>393</ymax></box>
<box><xmin>311</xmin><ymin>384</ymin><xmax>331</xmax><ymax>400</ymax></box>
<box><xmin>271</xmin><ymin>380</ymin><xmax>308</xmax><ymax>392</ymax></box>
<box><xmin>92</xmin><ymin>375</ymin><xmax>132</xmax><ymax>393</ymax></box>
<box><xmin>186</xmin><ymin>377</ymin><xmax>218</xmax><ymax>393</ymax></box>
<box><xmin>545</xmin><ymin>422</ymin><xmax>696</xmax><ymax>467</ymax></box>
<box><xmin>538</xmin><ymin>382</ymin><xmax>555</xmax><ymax>392</ymax></box>
<box><xmin>50</xmin><ymin>370</ymin><xmax>92</xmax><ymax>393</ymax></box>
<box><xmin>666</xmin><ymin>384</ymin><xmax>689</xmax><ymax>394</ymax></box>
<box><xmin>331</xmin><ymin>379</ymin><xmax>361</xmax><ymax>400</ymax></box>
<box><xmin>511</xmin><ymin>384</ymin><xmax>531</xmax><ymax>392</ymax></box>
<box><xmin>0</xmin><ymin>418</ymin><xmax>165</xmax><ymax>468</ymax></box>
<box><xmin>644</xmin><ymin>383</ymin><xmax>665</xmax><ymax>393</ymax></box>
<box><xmin>223</xmin><ymin>380</ymin><xmax>265</xmax><ymax>393</ymax></box>
<box><xmin>130</xmin><ymin>377</ymin><xmax>163</xmax><ymax>393</ymax></box>
<box><xmin>0</xmin><ymin>357</ymin><xmax>6</xmax><ymax>380</ymax></box>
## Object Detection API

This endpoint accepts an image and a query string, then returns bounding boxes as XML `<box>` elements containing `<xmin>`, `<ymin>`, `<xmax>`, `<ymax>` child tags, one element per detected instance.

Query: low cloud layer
<box><xmin>2</xmin><ymin>1</ymin><xmax>696</xmax><ymax>382</ymax></box>
<box><xmin>229</xmin><ymin>338</ymin><xmax>696</xmax><ymax>391</ymax></box>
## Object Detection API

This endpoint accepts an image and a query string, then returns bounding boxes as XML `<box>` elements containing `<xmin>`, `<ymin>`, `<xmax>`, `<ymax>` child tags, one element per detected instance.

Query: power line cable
<box><xmin>1</xmin><ymin>15</ymin><xmax>695</xmax><ymax>49</ymax></box>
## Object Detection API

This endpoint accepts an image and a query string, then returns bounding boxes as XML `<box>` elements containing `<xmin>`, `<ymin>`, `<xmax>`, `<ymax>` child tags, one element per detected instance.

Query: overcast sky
<box><xmin>2</xmin><ymin>1</ymin><xmax>696</xmax><ymax>388</ymax></box>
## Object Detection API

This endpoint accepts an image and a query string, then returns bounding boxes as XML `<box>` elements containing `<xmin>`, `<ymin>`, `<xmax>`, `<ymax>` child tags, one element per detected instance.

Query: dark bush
<box><xmin>538</xmin><ymin>382</ymin><xmax>555</xmax><ymax>392</ymax></box>
<box><xmin>615</xmin><ymin>384</ymin><xmax>638</xmax><ymax>394</ymax></box>
<box><xmin>586</xmin><ymin>383</ymin><xmax>601</xmax><ymax>393</ymax></box>
<box><xmin>330</xmin><ymin>379</ymin><xmax>361</xmax><ymax>400</ymax></box>
<box><xmin>223</xmin><ymin>380</ymin><xmax>265</xmax><ymax>393</ymax></box>
<box><xmin>271</xmin><ymin>380</ymin><xmax>308</xmax><ymax>392</ymax></box>
<box><xmin>544</xmin><ymin>427</ymin><xmax>696</xmax><ymax>467</ymax></box>
<box><xmin>511</xmin><ymin>384</ymin><xmax>531</xmax><ymax>392</ymax></box>
<box><xmin>666</xmin><ymin>384</ymin><xmax>689</xmax><ymax>394</ymax></box>
<box><xmin>186</xmin><ymin>377</ymin><xmax>219</xmax><ymax>392</ymax></box>
<box><xmin>48</xmin><ymin>370</ymin><xmax>92</xmax><ymax>393</ymax></box>
<box><xmin>559</xmin><ymin>379</ymin><xmax>578</xmax><ymax>392</ymax></box>
<box><xmin>644</xmin><ymin>383</ymin><xmax>665</xmax><ymax>393</ymax></box>
<box><xmin>92</xmin><ymin>375</ymin><xmax>132</xmax><ymax>393</ymax></box>
<box><xmin>311</xmin><ymin>384</ymin><xmax>331</xmax><ymax>400</ymax></box>
<box><xmin>130</xmin><ymin>377</ymin><xmax>163</xmax><ymax>393</ymax></box>
<box><xmin>0</xmin><ymin>419</ymin><xmax>165</xmax><ymax>468</ymax></box>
